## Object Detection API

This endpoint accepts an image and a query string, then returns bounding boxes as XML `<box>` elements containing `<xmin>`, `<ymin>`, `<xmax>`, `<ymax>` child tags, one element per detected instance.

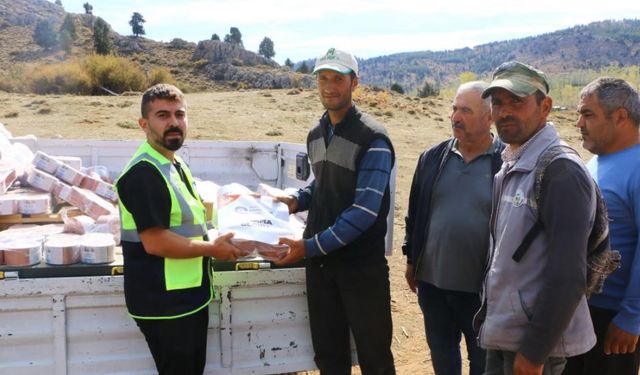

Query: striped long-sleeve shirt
<box><xmin>295</xmin><ymin>137</ymin><xmax>393</xmax><ymax>258</ymax></box>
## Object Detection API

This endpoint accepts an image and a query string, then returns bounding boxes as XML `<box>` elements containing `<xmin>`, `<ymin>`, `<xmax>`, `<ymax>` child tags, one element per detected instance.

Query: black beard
<box><xmin>163</xmin><ymin>137</ymin><xmax>184</xmax><ymax>151</ymax></box>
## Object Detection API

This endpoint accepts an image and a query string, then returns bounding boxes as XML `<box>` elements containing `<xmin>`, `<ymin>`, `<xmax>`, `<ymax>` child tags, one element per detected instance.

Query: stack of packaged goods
<box><xmin>0</xmin><ymin>135</ymin><xmax>120</xmax><ymax>268</ymax></box>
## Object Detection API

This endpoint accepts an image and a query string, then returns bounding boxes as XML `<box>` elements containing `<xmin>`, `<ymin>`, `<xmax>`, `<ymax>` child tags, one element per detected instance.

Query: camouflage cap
<box><xmin>313</xmin><ymin>48</ymin><xmax>358</xmax><ymax>76</ymax></box>
<box><xmin>482</xmin><ymin>61</ymin><xmax>549</xmax><ymax>98</ymax></box>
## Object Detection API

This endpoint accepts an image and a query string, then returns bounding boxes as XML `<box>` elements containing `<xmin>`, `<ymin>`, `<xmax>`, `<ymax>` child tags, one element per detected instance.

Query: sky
<box><xmin>55</xmin><ymin>0</ymin><xmax>640</xmax><ymax>65</ymax></box>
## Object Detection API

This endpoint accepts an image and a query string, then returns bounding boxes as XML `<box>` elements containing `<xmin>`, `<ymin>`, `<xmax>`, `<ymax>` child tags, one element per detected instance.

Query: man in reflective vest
<box><xmin>116</xmin><ymin>83</ymin><xmax>243</xmax><ymax>375</ymax></box>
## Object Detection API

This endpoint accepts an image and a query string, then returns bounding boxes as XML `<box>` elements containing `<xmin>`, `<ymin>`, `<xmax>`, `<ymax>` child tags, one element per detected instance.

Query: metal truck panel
<box><xmin>0</xmin><ymin>270</ymin><xmax>316</xmax><ymax>374</ymax></box>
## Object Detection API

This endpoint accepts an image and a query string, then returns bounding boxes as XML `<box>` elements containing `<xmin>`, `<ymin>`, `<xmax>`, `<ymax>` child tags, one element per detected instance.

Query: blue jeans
<box><xmin>418</xmin><ymin>281</ymin><xmax>485</xmax><ymax>375</ymax></box>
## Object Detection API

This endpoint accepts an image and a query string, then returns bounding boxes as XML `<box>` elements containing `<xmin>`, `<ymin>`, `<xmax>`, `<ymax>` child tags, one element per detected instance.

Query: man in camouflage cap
<box><xmin>475</xmin><ymin>61</ymin><xmax>597</xmax><ymax>374</ymax></box>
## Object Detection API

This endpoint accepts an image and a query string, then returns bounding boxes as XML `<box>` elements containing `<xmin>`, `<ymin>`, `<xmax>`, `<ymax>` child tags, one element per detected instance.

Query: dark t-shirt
<box><xmin>116</xmin><ymin>159</ymin><xmax>208</xmax><ymax>317</ymax></box>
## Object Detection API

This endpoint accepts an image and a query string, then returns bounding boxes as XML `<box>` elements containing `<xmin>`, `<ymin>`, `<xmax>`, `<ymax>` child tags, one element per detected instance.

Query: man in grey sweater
<box><xmin>477</xmin><ymin>61</ymin><xmax>596</xmax><ymax>375</ymax></box>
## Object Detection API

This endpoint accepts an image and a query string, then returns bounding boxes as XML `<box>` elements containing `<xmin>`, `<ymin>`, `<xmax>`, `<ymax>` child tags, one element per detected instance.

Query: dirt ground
<box><xmin>0</xmin><ymin>88</ymin><xmax>586</xmax><ymax>374</ymax></box>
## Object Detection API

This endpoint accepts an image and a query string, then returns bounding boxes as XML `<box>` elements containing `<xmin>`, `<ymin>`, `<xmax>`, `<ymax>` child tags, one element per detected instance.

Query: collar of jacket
<box><xmin>507</xmin><ymin>123</ymin><xmax>560</xmax><ymax>173</ymax></box>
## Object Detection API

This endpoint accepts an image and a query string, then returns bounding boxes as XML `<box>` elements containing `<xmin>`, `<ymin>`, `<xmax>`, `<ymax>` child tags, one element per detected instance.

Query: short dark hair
<box><xmin>580</xmin><ymin>77</ymin><xmax>640</xmax><ymax>127</ymax></box>
<box><xmin>141</xmin><ymin>84</ymin><xmax>185</xmax><ymax>118</ymax></box>
<box><xmin>534</xmin><ymin>90</ymin><xmax>547</xmax><ymax>105</ymax></box>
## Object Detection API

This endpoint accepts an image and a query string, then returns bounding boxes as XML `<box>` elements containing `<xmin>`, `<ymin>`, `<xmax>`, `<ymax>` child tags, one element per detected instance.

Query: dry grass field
<box><xmin>0</xmin><ymin>87</ymin><xmax>587</xmax><ymax>374</ymax></box>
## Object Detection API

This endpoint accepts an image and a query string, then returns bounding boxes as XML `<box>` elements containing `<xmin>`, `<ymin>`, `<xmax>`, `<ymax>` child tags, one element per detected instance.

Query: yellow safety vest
<box><xmin>117</xmin><ymin>141</ymin><xmax>212</xmax><ymax>319</ymax></box>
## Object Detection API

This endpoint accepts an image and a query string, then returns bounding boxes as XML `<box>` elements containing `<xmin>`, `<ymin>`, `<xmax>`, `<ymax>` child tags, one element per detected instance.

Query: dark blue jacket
<box><xmin>402</xmin><ymin>137</ymin><xmax>504</xmax><ymax>267</ymax></box>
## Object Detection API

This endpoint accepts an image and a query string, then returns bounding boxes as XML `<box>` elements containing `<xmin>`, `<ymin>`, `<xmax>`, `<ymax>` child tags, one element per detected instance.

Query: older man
<box><xmin>477</xmin><ymin>61</ymin><xmax>596</xmax><ymax>375</ymax></box>
<box><xmin>403</xmin><ymin>81</ymin><xmax>504</xmax><ymax>375</ymax></box>
<box><xmin>563</xmin><ymin>77</ymin><xmax>640</xmax><ymax>375</ymax></box>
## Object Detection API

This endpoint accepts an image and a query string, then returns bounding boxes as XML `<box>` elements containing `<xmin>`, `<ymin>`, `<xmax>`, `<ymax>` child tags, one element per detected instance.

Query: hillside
<box><xmin>0</xmin><ymin>0</ymin><xmax>312</xmax><ymax>92</ymax></box>
<box><xmin>1</xmin><ymin>1</ymin><xmax>640</xmax><ymax>95</ymax></box>
<box><xmin>360</xmin><ymin>19</ymin><xmax>640</xmax><ymax>92</ymax></box>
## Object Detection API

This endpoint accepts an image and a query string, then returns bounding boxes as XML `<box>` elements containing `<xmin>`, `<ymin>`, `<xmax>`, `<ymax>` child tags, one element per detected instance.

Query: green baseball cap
<box><xmin>482</xmin><ymin>61</ymin><xmax>549</xmax><ymax>98</ymax></box>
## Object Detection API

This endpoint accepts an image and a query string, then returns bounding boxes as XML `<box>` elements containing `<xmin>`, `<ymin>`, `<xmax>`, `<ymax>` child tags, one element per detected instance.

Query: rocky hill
<box><xmin>1</xmin><ymin>0</ymin><xmax>639</xmax><ymax>93</ymax></box>
<box><xmin>0</xmin><ymin>0</ymin><xmax>314</xmax><ymax>91</ymax></box>
<box><xmin>359</xmin><ymin>19</ymin><xmax>640</xmax><ymax>92</ymax></box>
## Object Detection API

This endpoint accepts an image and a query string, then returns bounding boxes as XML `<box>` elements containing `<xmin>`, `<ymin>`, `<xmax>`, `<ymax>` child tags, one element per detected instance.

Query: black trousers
<box><xmin>306</xmin><ymin>258</ymin><xmax>396</xmax><ymax>375</ymax></box>
<box><xmin>135</xmin><ymin>307</ymin><xmax>209</xmax><ymax>375</ymax></box>
<box><xmin>563</xmin><ymin>305</ymin><xmax>640</xmax><ymax>375</ymax></box>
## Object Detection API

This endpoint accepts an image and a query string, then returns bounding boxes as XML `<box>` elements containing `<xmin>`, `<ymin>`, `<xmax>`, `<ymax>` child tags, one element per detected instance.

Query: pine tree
<box><xmin>83</xmin><ymin>2</ymin><xmax>93</xmax><ymax>15</ymax></box>
<box><xmin>284</xmin><ymin>58</ymin><xmax>294</xmax><ymax>69</ymax></box>
<box><xmin>33</xmin><ymin>19</ymin><xmax>57</xmax><ymax>50</ymax></box>
<box><xmin>258</xmin><ymin>37</ymin><xmax>275</xmax><ymax>59</ymax></box>
<box><xmin>129</xmin><ymin>12</ymin><xmax>146</xmax><ymax>37</ymax></box>
<box><xmin>296</xmin><ymin>61</ymin><xmax>309</xmax><ymax>74</ymax></box>
<box><xmin>93</xmin><ymin>17</ymin><xmax>112</xmax><ymax>55</ymax></box>
<box><xmin>59</xmin><ymin>14</ymin><xmax>77</xmax><ymax>40</ymax></box>
<box><xmin>223</xmin><ymin>27</ymin><xmax>243</xmax><ymax>48</ymax></box>
<box><xmin>60</xmin><ymin>31</ymin><xmax>73</xmax><ymax>53</ymax></box>
<box><xmin>211</xmin><ymin>33</ymin><xmax>220</xmax><ymax>41</ymax></box>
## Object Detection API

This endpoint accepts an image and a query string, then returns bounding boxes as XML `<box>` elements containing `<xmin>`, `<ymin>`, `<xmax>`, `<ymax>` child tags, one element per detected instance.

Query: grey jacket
<box><xmin>479</xmin><ymin>124</ymin><xmax>596</xmax><ymax>362</ymax></box>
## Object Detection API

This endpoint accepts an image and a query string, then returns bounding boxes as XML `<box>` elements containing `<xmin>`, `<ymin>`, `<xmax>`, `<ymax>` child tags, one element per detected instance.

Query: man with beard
<box><xmin>477</xmin><ymin>62</ymin><xmax>596</xmax><ymax>374</ymax></box>
<box><xmin>116</xmin><ymin>83</ymin><xmax>244</xmax><ymax>375</ymax></box>
<box><xmin>403</xmin><ymin>81</ymin><xmax>504</xmax><ymax>375</ymax></box>
<box><xmin>563</xmin><ymin>77</ymin><xmax>640</xmax><ymax>375</ymax></box>
<box><xmin>276</xmin><ymin>48</ymin><xmax>396</xmax><ymax>374</ymax></box>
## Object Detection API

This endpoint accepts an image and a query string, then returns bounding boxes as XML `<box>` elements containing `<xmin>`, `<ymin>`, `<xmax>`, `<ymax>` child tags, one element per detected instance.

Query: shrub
<box><xmin>147</xmin><ymin>67</ymin><xmax>177</xmax><ymax>86</ymax></box>
<box><xmin>82</xmin><ymin>54</ymin><xmax>147</xmax><ymax>94</ymax></box>
<box><xmin>0</xmin><ymin>65</ymin><xmax>25</xmax><ymax>92</ymax></box>
<box><xmin>390</xmin><ymin>83</ymin><xmax>404</xmax><ymax>94</ymax></box>
<box><xmin>417</xmin><ymin>80</ymin><xmax>440</xmax><ymax>98</ymax></box>
<box><xmin>26</xmin><ymin>62</ymin><xmax>92</xmax><ymax>94</ymax></box>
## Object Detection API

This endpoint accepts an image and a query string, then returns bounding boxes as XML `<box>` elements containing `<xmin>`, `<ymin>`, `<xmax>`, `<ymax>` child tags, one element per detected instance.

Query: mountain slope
<box><xmin>359</xmin><ymin>19</ymin><xmax>640</xmax><ymax>92</ymax></box>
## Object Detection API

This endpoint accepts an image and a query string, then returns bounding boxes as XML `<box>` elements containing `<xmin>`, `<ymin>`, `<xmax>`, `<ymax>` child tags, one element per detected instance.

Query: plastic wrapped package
<box><xmin>80</xmin><ymin>232</ymin><xmax>116</xmax><ymax>264</ymax></box>
<box><xmin>0</xmin><ymin>224</ymin><xmax>64</xmax><ymax>245</ymax></box>
<box><xmin>10</xmin><ymin>142</ymin><xmax>35</xmax><ymax>181</ymax></box>
<box><xmin>25</xmin><ymin>168</ymin><xmax>59</xmax><ymax>192</ymax></box>
<box><xmin>54</xmin><ymin>156</ymin><xmax>82</xmax><ymax>171</ymax></box>
<box><xmin>231</xmin><ymin>239</ymin><xmax>289</xmax><ymax>261</ymax></box>
<box><xmin>82</xmin><ymin>166</ymin><xmax>112</xmax><ymax>184</ymax></box>
<box><xmin>61</xmin><ymin>211</ymin><xmax>120</xmax><ymax>245</ymax></box>
<box><xmin>0</xmin><ymin>165</ymin><xmax>17</xmax><ymax>195</ymax></box>
<box><xmin>2</xmin><ymin>240</ymin><xmax>42</xmax><ymax>266</ymax></box>
<box><xmin>80</xmin><ymin>189</ymin><xmax>117</xmax><ymax>219</ymax></box>
<box><xmin>96</xmin><ymin>214</ymin><xmax>120</xmax><ymax>244</ymax></box>
<box><xmin>55</xmin><ymin>184</ymin><xmax>87</xmax><ymax>209</ymax></box>
<box><xmin>55</xmin><ymin>163</ymin><xmax>85</xmax><ymax>186</ymax></box>
<box><xmin>80</xmin><ymin>175</ymin><xmax>117</xmax><ymax>202</ymax></box>
<box><xmin>0</xmin><ymin>195</ymin><xmax>18</xmax><ymax>215</ymax></box>
<box><xmin>17</xmin><ymin>192</ymin><xmax>52</xmax><ymax>215</ymax></box>
<box><xmin>32</xmin><ymin>151</ymin><xmax>63</xmax><ymax>174</ymax></box>
<box><xmin>44</xmin><ymin>233</ymin><xmax>81</xmax><ymax>265</ymax></box>
<box><xmin>62</xmin><ymin>214</ymin><xmax>96</xmax><ymax>235</ymax></box>
<box><xmin>217</xmin><ymin>183</ymin><xmax>303</xmax><ymax>260</ymax></box>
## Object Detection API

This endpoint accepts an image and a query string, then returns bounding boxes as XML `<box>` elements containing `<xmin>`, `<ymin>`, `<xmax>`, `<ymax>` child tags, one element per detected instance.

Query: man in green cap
<box><xmin>475</xmin><ymin>61</ymin><xmax>597</xmax><ymax>374</ymax></box>
<box><xmin>276</xmin><ymin>48</ymin><xmax>396</xmax><ymax>374</ymax></box>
